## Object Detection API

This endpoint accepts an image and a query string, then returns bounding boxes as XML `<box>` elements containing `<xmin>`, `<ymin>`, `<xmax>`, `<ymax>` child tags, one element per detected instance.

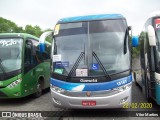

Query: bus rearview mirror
<box><xmin>39</xmin><ymin>43</ymin><xmax>45</xmax><ymax>53</ymax></box>
<box><xmin>132</xmin><ymin>36</ymin><xmax>139</xmax><ymax>47</ymax></box>
<box><xmin>147</xmin><ymin>25</ymin><xmax>156</xmax><ymax>46</ymax></box>
<box><xmin>128</xmin><ymin>26</ymin><xmax>131</xmax><ymax>31</ymax></box>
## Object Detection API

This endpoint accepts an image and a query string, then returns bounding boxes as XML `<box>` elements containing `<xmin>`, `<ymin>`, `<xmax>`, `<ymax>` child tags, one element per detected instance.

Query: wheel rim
<box><xmin>37</xmin><ymin>83</ymin><xmax>42</xmax><ymax>95</ymax></box>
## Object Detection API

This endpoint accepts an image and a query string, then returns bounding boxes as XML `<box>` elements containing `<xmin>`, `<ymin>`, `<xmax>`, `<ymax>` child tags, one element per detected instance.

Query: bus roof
<box><xmin>148</xmin><ymin>11</ymin><xmax>160</xmax><ymax>19</ymax></box>
<box><xmin>0</xmin><ymin>33</ymin><xmax>51</xmax><ymax>45</ymax></box>
<box><xmin>58</xmin><ymin>14</ymin><xmax>125</xmax><ymax>23</ymax></box>
<box><xmin>0</xmin><ymin>33</ymin><xmax>39</xmax><ymax>40</ymax></box>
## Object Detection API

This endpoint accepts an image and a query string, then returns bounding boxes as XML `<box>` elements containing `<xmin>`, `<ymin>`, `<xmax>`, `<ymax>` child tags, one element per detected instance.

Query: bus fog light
<box><xmin>14</xmin><ymin>92</ymin><xmax>20</xmax><ymax>96</ymax></box>
<box><xmin>50</xmin><ymin>85</ymin><xmax>65</xmax><ymax>93</ymax></box>
<box><xmin>120</xmin><ymin>96</ymin><xmax>128</xmax><ymax>104</ymax></box>
<box><xmin>7</xmin><ymin>78</ymin><xmax>22</xmax><ymax>89</ymax></box>
<box><xmin>53</xmin><ymin>98</ymin><xmax>62</xmax><ymax>105</ymax></box>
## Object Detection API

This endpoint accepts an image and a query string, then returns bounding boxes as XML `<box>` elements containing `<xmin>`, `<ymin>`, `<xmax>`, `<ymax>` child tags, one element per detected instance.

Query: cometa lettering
<box><xmin>80</xmin><ymin>79</ymin><xmax>97</xmax><ymax>82</ymax></box>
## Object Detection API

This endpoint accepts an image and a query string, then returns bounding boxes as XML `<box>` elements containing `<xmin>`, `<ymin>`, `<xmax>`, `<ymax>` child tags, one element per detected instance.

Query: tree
<box><xmin>24</xmin><ymin>25</ymin><xmax>43</xmax><ymax>38</ymax></box>
<box><xmin>0</xmin><ymin>17</ymin><xmax>52</xmax><ymax>43</ymax></box>
<box><xmin>0</xmin><ymin>17</ymin><xmax>23</xmax><ymax>33</ymax></box>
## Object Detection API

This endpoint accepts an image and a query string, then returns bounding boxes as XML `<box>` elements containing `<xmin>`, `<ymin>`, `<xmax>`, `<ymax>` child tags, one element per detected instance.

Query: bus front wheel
<box><xmin>33</xmin><ymin>80</ymin><xmax>43</xmax><ymax>97</ymax></box>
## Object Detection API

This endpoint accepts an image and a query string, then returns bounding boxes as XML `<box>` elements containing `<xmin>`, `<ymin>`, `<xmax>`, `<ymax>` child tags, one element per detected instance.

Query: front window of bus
<box><xmin>54</xmin><ymin>22</ymin><xmax>87</xmax><ymax>76</ymax></box>
<box><xmin>89</xmin><ymin>20</ymin><xmax>130</xmax><ymax>75</ymax></box>
<box><xmin>0</xmin><ymin>38</ymin><xmax>23</xmax><ymax>73</ymax></box>
<box><xmin>154</xmin><ymin>18</ymin><xmax>160</xmax><ymax>71</ymax></box>
<box><xmin>53</xmin><ymin>19</ymin><xmax>130</xmax><ymax>77</ymax></box>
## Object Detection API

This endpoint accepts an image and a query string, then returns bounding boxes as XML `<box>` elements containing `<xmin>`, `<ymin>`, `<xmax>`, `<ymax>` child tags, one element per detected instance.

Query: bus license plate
<box><xmin>82</xmin><ymin>101</ymin><xmax>96</xmax><ymax>106</ymax></box>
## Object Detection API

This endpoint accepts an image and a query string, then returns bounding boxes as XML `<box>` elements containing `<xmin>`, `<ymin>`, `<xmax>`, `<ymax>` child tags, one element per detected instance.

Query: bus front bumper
<box><xmin>50</xmin><ymin>86</ymin><xmax>132</xmax><ymax>109</ymax></box>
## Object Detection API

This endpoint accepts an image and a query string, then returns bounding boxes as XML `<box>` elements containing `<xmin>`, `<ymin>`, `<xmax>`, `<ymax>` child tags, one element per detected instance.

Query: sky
<box><xmin>0</xmin><ymin>0</ymin><xmax>160</xmax><ymax>35</ymax></box>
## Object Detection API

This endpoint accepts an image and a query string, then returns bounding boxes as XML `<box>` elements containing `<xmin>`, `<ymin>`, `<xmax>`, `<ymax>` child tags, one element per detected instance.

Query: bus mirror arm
<box><xmin>39</xmin><ymin>31</ymin><xmax>53</xmax><ymax>53</ymax></box>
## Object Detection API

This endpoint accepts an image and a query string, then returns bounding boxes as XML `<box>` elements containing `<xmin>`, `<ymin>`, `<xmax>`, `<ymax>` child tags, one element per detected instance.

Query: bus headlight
<box><xmin>50</xmin><ymin>84</ymin><xmax>65</xmax><ymax>93</ymax></box>
<box><xmin>7</xmin><ymin>78</ymin><xmax>22</xmax><ymax>89</ymax></box>
<box><xmin>113</xmin><ymin>83</ymin><xmax>131</xmax><ymax>92</ymax></box>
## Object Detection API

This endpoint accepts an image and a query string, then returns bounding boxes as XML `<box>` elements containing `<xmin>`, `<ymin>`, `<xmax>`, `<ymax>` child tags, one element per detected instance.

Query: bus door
<box><xmin>23</xmin><ymin>40</ymin><xmax>37</xmax><ymax>94</ymax></box>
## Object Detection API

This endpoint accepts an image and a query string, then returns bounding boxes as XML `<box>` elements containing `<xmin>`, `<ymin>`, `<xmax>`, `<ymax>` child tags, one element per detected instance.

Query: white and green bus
<box><xmin>0</xmin><ymin>33</ymin><xmax>51</xmax><ymax>98</ymax></box>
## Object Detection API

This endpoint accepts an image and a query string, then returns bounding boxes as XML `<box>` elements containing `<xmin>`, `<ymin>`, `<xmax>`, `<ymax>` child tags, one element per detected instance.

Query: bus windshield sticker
<box><xmin>53</xmin><ymin>54</ymin><xmax>61</xmax><ymax>62</ymax></box>
<box><xmin>76</xmin><ymin>69</ymin><xmax>88</xmax><ymax>77</ymax></box>
<box><xmin>0</xmin><ymin>39</ymin><xmax>17</xmax><ymax>47</ymax></box>
<box><xmin>54</xmin><ymin>68</ymin><xmax>64</xmax><ymax>74</ymax></box>
<box><xmin>155</xmin><ymin>18</ymin><xmax>160</xmax><ymax>29</ymax></box>
<box><xmin>55</xmin><ymin>61</ymin><xmax>69</xmax><ymax>68</ymax></box>
<box><xmin>91</xmin><ymin>63</ymin><xmax>99</xmax><ymax>70</ymax></box>
<box><xmin>54</xmin><ymin>24</ymin><xmax>60</xmax><ymax>35</ymax></box>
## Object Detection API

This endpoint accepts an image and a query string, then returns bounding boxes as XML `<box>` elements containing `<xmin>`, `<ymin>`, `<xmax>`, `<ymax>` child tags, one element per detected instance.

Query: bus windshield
<box><xmin>154</xmin><ymin>18</ymin><xmax>160</xmax><ymax>64</ymax></box>
<box><xmin>0</xmin><ymin>38</ymin><xmax>23</xmax><ymax>73</ymax></box>
<box><xmin>54</xmin><ymin>19</ymin><xmax>130</xmax><ymax>77</ymax></box>
<box><xmin>156</xmin><ymin>30</ymin><xmax>160</xmax><ymax>43</ymax></box>
<box><xmin>155</xmin><ymin>18</ymin><xmax>160</xmax><ymax>42</ymax></box>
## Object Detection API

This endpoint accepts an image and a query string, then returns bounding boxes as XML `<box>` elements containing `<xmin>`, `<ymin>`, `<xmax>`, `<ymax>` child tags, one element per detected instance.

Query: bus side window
<box><xmin>42</xmin><ymin>44</ymin><xmax>51</xmax><ymax>61</ymax></box>
<box><xmin>24</xmin><ymin>40</ymin><xmax>33</xmax><ymax>73</ymax></box>
<box><xmin>30</xmin><ymin>39</ymin><xmax>43</xmax><ymax>64</ymax></box>
<box><xmin>24</xmin><ymin>40</ymin><xmax>32</xmax><ymax>64</ymax></box>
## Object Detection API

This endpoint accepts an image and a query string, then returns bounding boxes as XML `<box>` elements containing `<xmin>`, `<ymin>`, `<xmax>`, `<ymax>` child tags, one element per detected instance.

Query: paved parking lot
<box><xmin>0</xmin><ymin>83</ymin><xmax>159</xmax><ymax>120</ymax></box>
<box><xmin>0</xmin><ymin>57</ymin><xmax>160</xmax><ymax>119</ymax></box>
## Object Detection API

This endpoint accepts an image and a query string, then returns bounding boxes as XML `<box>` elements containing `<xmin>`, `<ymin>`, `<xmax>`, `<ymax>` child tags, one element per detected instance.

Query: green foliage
<box><xmin>132</xmin><ymin>47</ymin><xmax>140</xmax><ymax>58</ymax></box>
<box><xmin>25</xmin><ymin>25</ymin><xmax>42</xmax><ymax>37</ymax></box>
<box><xmin>0</xmin><ymin>17</ymin><xmax>24</xmax><ymax>33</ymax></box>
<box><xmin>0</xmin><ymin>17</ymin><xmax>52</xmax><ymax>43</ymax></box>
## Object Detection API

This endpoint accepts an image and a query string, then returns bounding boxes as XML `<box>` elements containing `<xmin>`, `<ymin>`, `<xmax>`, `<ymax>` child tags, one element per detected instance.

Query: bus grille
<box><xmin>63</xmin><ymin>89</ymin><xmax>120</xmax><ymax>97</ymax></box>
<box><xmin>0</xmin><ymin>91</ymin><xmax>7</xmax><ymax>97</ymax></box>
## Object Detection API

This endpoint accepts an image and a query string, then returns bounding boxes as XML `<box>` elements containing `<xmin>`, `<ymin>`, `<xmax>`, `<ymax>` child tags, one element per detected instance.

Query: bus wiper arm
<box><xmin>67</xmin><ymin>52</ymin><xmax>85</xmax><ymax>80</ymax></box>
<box><xmin>124</xmin><ymin>28</ymin><xmax>128</xmax><ymax>54</ymax></box>
<box><xmin>0</xmin><ymin>58</ymin><xmax>7</xmax><ymax>75</ymax></box>
<box><xmin>92</xmin><ymin>52</ymin><xmax>111</xmax><ymax>80</ymax></box>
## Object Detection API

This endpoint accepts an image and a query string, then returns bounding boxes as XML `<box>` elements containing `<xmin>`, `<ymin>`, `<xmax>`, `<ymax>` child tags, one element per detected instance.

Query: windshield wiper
<box><xmin>92</xmin><ymin>52</ymin><xmax>111</xmax><ymax>80</ymax></box>
<box><xmin>67</xmin><ymin>52</ymin><xmax>85</xmax><ymax>80</ymax></box>
<box><xmin>0</xmin><ymin>58</ymin><xmax>7</xmax><ymax>75</ymax></box>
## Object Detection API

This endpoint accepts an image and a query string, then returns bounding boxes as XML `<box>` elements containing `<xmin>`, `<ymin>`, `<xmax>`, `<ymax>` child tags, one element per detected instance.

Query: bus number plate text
<box><xmin>82</xmin><ymin>101</ymin><xmax>96</xmax><ymax>106</ymax></box>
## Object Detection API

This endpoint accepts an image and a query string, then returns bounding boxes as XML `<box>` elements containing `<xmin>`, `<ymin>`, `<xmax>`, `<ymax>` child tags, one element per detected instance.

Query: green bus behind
<box><xmin>0</xmin><ymin>33</ymin><xmax>51</xmax><ymax>98</ymax></box>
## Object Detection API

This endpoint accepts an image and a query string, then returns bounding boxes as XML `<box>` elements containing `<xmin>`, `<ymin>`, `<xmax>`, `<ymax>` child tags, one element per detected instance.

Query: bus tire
<box><xmin>143</xmin><ymin>76</ymin><xmax>152</xmax><ymax>102</ymax></box>
<box><xmin>33</xmin><ymin>80</ymin><xmax>43</xmax><ymax>98</ymax></box>
<box><xmin>133</xmin><ymin>72</ymin><xmax>138</xmax><ymax>86</ymax></box>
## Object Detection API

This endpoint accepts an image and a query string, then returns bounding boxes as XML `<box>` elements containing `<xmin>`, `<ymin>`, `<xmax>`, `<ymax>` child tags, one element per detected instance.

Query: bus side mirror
<box><xmin>147</xmin><ymin>25</ymin><xmax>156</xmax><ymax>46</ymax></box>
<box><xmin>132</xmin><ymin>36</ymin><xmax>139</xmax><ymax>47</ymax></box>
<box><xmin>39</xmin><ymin>43</ymin><xmax>45</xmax><ymax>53</ymax></box>
<box><xmin>128</xmin><ymin>26</ymin><xmax>131</xmax><ymax>31</ymax></box>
